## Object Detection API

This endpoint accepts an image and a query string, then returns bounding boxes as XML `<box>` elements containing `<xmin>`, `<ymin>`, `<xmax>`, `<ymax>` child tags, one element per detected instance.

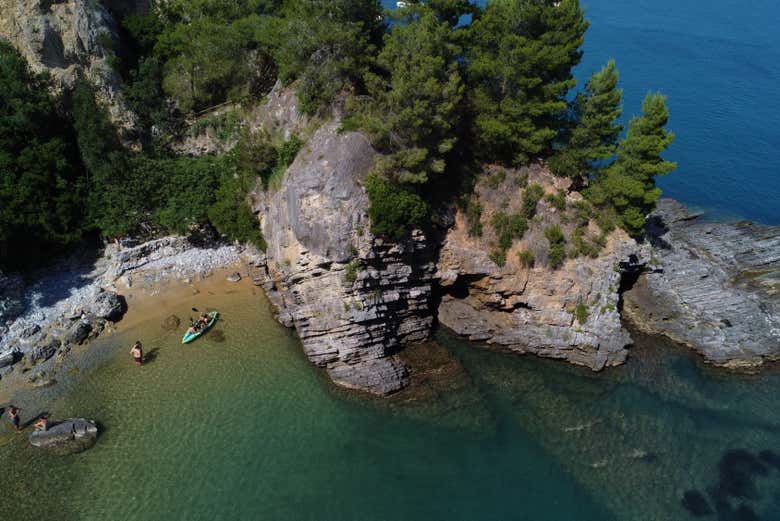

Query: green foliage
<box><xmin>464</xmin><ymin>195</ymin><xmax>483</xmax><ymax>237</ymax></box>
<box><xmin>365</xmin><ymin>173</ymin><xmax>428</xmax><ymax>240</ymax></box>
<box><xmin>0</xmin><ymin>42</ymin><xmax>87</xmax><ymax>267</ymax></box>
<box><xmin>122</xmin><ymin>56</ymin><xmax>169</xmax><ymax>137</ymax></box>
<box><xmin>344</xmin><ymin>258</ymin><xmax>362</xmax><ymax>283</ymax></box>
<box><xmin>575</xmin><ymin>302</ymin><xmax>589</xmax><ymax>324</ymax></box>
<box><xmin>518</xmin><ymin>250</ymin><xmax>535</xmax><ymax>268</ymax></box>
<box><xmin>587</xmin><ymin>93</ymin><xmax>676</xmax><ymax>236</ymax></box>
<box><xmin>467</xmin><ymin>0</ymin><xmax>588</xmax><ymax>165</ymax></box>
<box><xmin>521</xmin><ymin>183</ymin><xmax>545</xmax><ymax>219</ymax></box>
<box><xmin>277</xmin><ymin>134</ymin><xmax>304</xmax><ymax>167</ymax></box>
<box><xmin>551</xmin><ymin>60</ymin><xmax>623</xmax><ymax>178</ymax></box>
<box><xmin>485</xmin><ymin>169</ymin><xmax>506</xmax><ymax>189</ymax></box>
<box><xmin>263</xmin><ymin>0</ymin><xmax>383</xmax><ymax>113</ymax></box>
<box><xmin>570</xmin><ymin>225</ymin><xmax>602</xmax><ymax>258</ymax></box>
<box><xmin>545</xmin><ymin>224</ymin><xmax>567</xmax><ymax>269</ymax></box>
<box><xmin>190</xmin><ymin>110</ymin><xmax>242</xmax><ymax>141</ymax></box>
<box><xmin>153</xmin><ymin>1</ymin><xmax>280</xmax><ymax>113</ymax></box>
<box><xmin>351</xmin><ymin>5</ymin><xmax>464</xmax><ymax>185</ymax></box>
<box><xmin>545</xmin><ymin>189</ymin><xmax>567</xmax><ymax>211</ymax></box>
<box><xmin>491</xmin><ymin>212</ymin><xmax>528</xmax><ymax>251</ymax></box>
<box><xmin>489</xmin><ymin>248</ymin><xmax>506</xmax><ymax>267</ymax></box>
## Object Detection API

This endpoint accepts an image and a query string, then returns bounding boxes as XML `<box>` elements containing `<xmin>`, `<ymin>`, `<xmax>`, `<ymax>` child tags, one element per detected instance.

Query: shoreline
<box><xmin>0</xmin><ymin>237</ymin><xmax>261</xmax><ymax>406</ymax></box>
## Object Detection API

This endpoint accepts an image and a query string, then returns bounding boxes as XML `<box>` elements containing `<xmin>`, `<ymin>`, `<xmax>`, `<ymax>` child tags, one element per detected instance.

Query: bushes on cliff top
<box><xmin>365</xmin><ymin>174</ymin><xmax>428</xmax><ymax>240</ymax></box>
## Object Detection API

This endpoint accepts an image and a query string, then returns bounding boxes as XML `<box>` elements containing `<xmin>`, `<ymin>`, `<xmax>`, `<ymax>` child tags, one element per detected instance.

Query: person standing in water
<box><xmin>130</xmin><ymin>341</ymin><xmax>144</xmax><ymax>365</ymax></box>
<box><xmin>7</xmin><ymin>406</ymin><xmax>21</xmax><ymax>431</ymax></box>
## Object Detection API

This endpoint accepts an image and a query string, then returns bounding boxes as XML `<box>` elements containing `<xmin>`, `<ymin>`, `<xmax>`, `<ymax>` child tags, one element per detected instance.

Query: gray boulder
<box><xmin>28</xmin><ymin>418</ymin><xmax>98</xmax><ymax>455</ymax></box>
<box><xmin>0</xmin><ymin>349</ymin><xmax>18</xmax><ymax>368</ymax></box>
<box><xmin>327</xmin><ymin>357</ymin><xmax>410</xmax><ymax>396</ymax></box>
<box><xmin>29</xmin><ymin>338</ymin><xmax>61</xmax><ymax>364</ymax></box>
<box><xmin>92</xmin><ymin>290</ymin><xmax>124</xmax><ymax>321</ymax></box>
<box><xmin>226</xmin><ymin>272</ymin><xmax>242</xmax><ymax>282</ymax></box>
<box><xmin>65</xmin><ymin>320</ymin><xmax>92</xmax><ymax>345</ymax></box>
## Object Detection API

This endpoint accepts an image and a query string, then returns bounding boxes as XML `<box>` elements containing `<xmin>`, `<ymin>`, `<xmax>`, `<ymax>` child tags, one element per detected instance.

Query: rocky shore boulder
<box><xmin>92</xmin><ymin>290</ymin><xmax>125</xmax><ymax>321</ymax></box>
<box><xmin>623</xmin><ymin>199</ymin><xmax>780</xmax><ymax>368</ymax></box>
<box><xmin>28</xmin><ymin>418</ymin><xmax>98</xmax><ymax>455</ymax></box>
<box><xmin>436</xmin><ymin>165</ymin><xmax>640</xmax><ymax>370</ymax></box>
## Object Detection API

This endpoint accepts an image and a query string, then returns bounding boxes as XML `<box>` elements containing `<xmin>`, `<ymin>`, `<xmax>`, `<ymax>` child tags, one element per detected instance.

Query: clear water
<box><xmin>2</xmin><ymin>286</ymin><xmax>780</xmax><ymax>520</ymax></box>
<box><xmin>381</xmin><ymin>0</ymin><xmax>780</xmax><ymax>223</ymax></box>
<box><xmin>2</xmin><ymin>2</ymin><xmax>779</xmax><ymax>519</ymax></box>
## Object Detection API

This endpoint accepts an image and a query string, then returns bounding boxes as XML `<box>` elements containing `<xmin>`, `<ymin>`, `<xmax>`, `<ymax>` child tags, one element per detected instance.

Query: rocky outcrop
<box><xmin>251</xmin><ymin>118</ymin><xmax>435</xmax><ymax>395</ymax></box>
<box><xmin>28</xmin><ymin>418</ymin><xmax>98</xmax><ymax>454</ymax></box>
<box><xmin>436</xmin><ymin>165</ymin><xmax>640</xmax><ymax>370</ymax></box>
<box><xmin>0</xmin><ymin>0</ymin><xmax>140</xmax><ymax>133</ymax></box>
<box><xmin>623</xmin><ymin>199</ymin><xmax>780</xmax><ymax>368</ymax></box>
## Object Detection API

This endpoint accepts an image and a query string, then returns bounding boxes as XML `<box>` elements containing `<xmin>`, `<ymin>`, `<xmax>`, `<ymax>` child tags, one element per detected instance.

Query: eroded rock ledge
<box><xmin>436</xmin><ymin>165</ymin><xmax>640</xmax><ymax>370</ymax></box>
<box><xmin>623</xmin><ymin>199</ymin><xmax>780</xmax><ymax>368</ymax></box>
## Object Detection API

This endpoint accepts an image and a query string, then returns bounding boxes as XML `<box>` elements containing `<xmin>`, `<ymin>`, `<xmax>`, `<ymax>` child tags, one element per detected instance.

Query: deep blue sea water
<box><xmin>382</xmin><ymin>0</ymin><xmax>780</xmax><ymax>223</ymax></box>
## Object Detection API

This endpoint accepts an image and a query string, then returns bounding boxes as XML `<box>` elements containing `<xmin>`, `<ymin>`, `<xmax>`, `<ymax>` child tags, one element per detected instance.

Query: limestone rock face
<box><xmin>251</xmin><ymin>118</ymin><xmax>435</xmax><ymax>395</ymax></box>
<box><xmin>623</xmin><ymin>199</ymin><xmax>780</xmax><ymax>368</ymax></box>
<box><xmin>436</xmin><ymin>165</ymin><xmax>639</xmax><ymax>370</ymax></box>
<box><xmin>0</xmin><ymin>0</ymin><xmax>140</xmax><ymax>133</ymax></box>
<box><xmin>28</xmin><ymin>418</ymin><xmax>98</xmax><ymax>455</ymax></box>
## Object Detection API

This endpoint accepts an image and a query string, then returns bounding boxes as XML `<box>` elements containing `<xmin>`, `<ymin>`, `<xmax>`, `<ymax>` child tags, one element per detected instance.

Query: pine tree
<box><xmin>551</xmin><ymin>59</ymin><xmax>623</xmax><ymax>178</ymax></box>
<box><xmin>588</xmin><ymin>92</ymin><xmax>676</xmax><ymax>236</ymax></box>
<box><xmin>466</xmin><ymin>0</ymin><xmax>588</xmax><ymax>165</ymax></box>
<box><xmin>356</xmin><ymin>5</ymin><xmax>465</xmax><ymax>184</ymax></box>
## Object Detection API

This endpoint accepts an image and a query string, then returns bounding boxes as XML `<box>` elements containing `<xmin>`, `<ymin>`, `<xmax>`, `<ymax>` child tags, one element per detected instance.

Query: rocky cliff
<box><xmin>250</xmin><ymin>117</ymin><xmax>436</xmax><ymax>395</ymax></box>
<box><xmin>623</xmin><ymin>199</ymin><xmax>780</xmax><ymax>368</ymax></box>
<box><xmin>0</xmin><ymin>0</ymin><xmax>141</xmax><ymax>133</ymax></box>
<box><xmin>436</xmin><ymin>165</ymin><xmax>640</xmax><ymax>370</ymax></box>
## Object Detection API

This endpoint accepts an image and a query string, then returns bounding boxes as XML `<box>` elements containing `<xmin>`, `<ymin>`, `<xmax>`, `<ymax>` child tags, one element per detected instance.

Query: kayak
<box><xmin>181</xmin><ymin>311</ymin><xmax>219</xmax><ymax>344</ymax></box>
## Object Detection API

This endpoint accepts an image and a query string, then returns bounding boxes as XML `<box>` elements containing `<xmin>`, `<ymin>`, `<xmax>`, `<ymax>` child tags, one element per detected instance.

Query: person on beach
<box><xmin>34</xmin><ymin>416</ymin><xmax>48</xmax><ymax>432</ymax></box>
<box><xmin>7</xmin><ymin>406</ymin><xmax>21</xmax><ymax>431</ymax></box>
<box><xmin>130</xmin><ymin>341</ymin><xmax>144</xmax><ymax>365</ymax></box>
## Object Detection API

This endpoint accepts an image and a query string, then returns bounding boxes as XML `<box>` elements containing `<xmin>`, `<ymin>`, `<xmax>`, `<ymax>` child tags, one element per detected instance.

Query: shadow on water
<box><xmin>144</xmin><ymin>348</ymin><xmax>160</xmax><ymax>364</ymax></box>
<box><xmin>682</xmin><ymin>449</ymin><xmax>780</xmax><ymax>520</ymax></box>
<box><xmin>209</xmin><ymin>330</ymin><xmax>226</xmax><ymax>343</ymax></box>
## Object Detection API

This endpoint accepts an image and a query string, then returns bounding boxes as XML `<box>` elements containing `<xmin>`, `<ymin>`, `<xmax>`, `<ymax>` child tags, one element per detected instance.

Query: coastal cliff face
<box><xmin>250</xmin><ymin>118</ymin><xmax>436</xmax><ymax>395</ymax></box>
<box><xmin>623</xmin><ymin>199</ymin><xmax>780</xmax><ymax>368</ymax></box>
<box><xmin>435</xmin><ymin>165</ymin><xmax>640</xmax><ymax>370</ymax></box>
<box><xmin>0</xmin><ymin>0</ymin><xmax>140</xmax><ymax>133</ymax></box>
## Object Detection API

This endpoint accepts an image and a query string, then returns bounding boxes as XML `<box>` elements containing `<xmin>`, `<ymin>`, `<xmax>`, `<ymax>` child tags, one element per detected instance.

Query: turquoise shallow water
<box><xmin>2</xmin><ymin>283</ymin><xmax>780</xmax><ymax>520</ymax></box>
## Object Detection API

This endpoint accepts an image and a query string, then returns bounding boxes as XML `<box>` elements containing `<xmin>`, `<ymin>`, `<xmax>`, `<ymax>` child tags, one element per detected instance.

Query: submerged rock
<box><xmin>29</xmin><ymin>338</ymin><xmax>61</xmax><ymax>365</ymax></box>
<box><xmin>623</xmin><ymin>199</ymin><xmax>780</xmax><ymax>368</ymax></box>
<box><xmin>28</xmin><ymin>418</ymin><xmax>98</xmax><ymax>455</ymax></box>
<box><xmin>327</xmin><ymin>357</ymin><xmax>410</xmax><ymax>396</ymax></box>
<box><xmin>161</xmin><ymin>314</ymin><xmax>181</xmax><ymax>331</ymax></box>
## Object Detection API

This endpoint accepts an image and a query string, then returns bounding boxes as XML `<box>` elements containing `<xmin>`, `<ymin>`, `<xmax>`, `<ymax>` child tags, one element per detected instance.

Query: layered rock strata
<box><xmin>251</xmin><ymin>120</ymin><xmax>435</xmax><ymax>395</ymax></box>
<box><xmin>436</xmin><ymin>165</ymin><xmax>640</xmax><ymax>370</ymax></box>
<box><xmin>623</xmin><ymin>199</ymin><xmax>780</xmax><ymax>368</ymax></box>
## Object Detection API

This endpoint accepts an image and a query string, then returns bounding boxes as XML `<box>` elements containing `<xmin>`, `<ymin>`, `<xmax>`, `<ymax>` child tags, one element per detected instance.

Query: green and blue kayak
<box><xmin>182</xmin><ymin>311</ymin><xmax>219</xmax><ymax>344</ymax></box>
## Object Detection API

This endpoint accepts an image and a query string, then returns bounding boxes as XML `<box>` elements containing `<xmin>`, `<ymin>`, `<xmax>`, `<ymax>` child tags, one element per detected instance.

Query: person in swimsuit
<box><xmin>7</xmin><ymin>406</ymin><xmax>21</xmax><ymax>431</ymax></box>
<box><xmin>198</xmin><ymin>313</ymin><xmax>210</xmax><ymax>328</ymax></box>
<box><xmin>130</xmin><ymin>341</ymin><xmax>144</xmax><ymax>365</ymax></box>
<box><xmin>34</xmin><ymin>416</ymin><xmax>48</xmax><ymax>431</ymax></box>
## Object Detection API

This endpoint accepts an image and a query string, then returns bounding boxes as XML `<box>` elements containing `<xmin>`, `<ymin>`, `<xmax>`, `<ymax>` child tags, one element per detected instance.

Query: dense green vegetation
<box><xmin>0</xmin><ymin>42</ymin><xmax>87</xmax><ymax>267</ymax></box>
<box><xmin>1</xmin><ymin>0</ymin><xmax>676</xmax><ymax>270</ymax></box>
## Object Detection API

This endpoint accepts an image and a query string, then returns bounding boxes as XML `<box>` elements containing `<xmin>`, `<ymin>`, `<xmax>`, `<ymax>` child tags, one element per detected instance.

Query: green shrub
<box><xmin>545</xmin><ymin>225</ymin><xmax>567</xmax><ymax>269</ymax></box>
<box><xmin>365</xmin><ymin>174</ymin><xmax>428</xmax><ymax>240</ymax></box>
<box><xmin>575</xmin><ymin>303</ymin><xmax>589</xmax><ymax>324</ymax></box>
<box><xmin>522</xmin><ymin>184</ymin><xmax>545</xmax><ymax>219</ymax></box>
<box><xmin>545</xmin><ymin>189</ymin><xmax>567</xmax><ymax>211</ymax></box>
<box><xmin>491</xmin><ymin>212</ymin><xmax>528</xmax><ymax>251</ymax></box>
<box><xmin>489</xmin><ymin>249</ymin><xmax>507</xmax><ymax>267</ymax></box>
<box><xmin>345</xmin><ymin>258</ymin><xmax>362</xmax><ymax>283</ymax></box>
<box><xmin>518</xmin><ymin>250</ymin><xmax>535</xmax><ymax>268</ymax></box>
<box><xmin>486</xmin><ymin>169</ymin><xmax>506</xmax><ymax>189</ymax></box>
<box><xmin>464</xmin><ymin>196</ymin><xmax>483</xmax><ymax>237</ymax></box>
<box><xmin>277</xmin><ymin>134</ymin><xmax>304</xmax><ymax>167</ymax></box>
<box><xmin>514</xmin><ymin>173</ymin><xmax>528</xmax><ymax>188</ymax></box>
